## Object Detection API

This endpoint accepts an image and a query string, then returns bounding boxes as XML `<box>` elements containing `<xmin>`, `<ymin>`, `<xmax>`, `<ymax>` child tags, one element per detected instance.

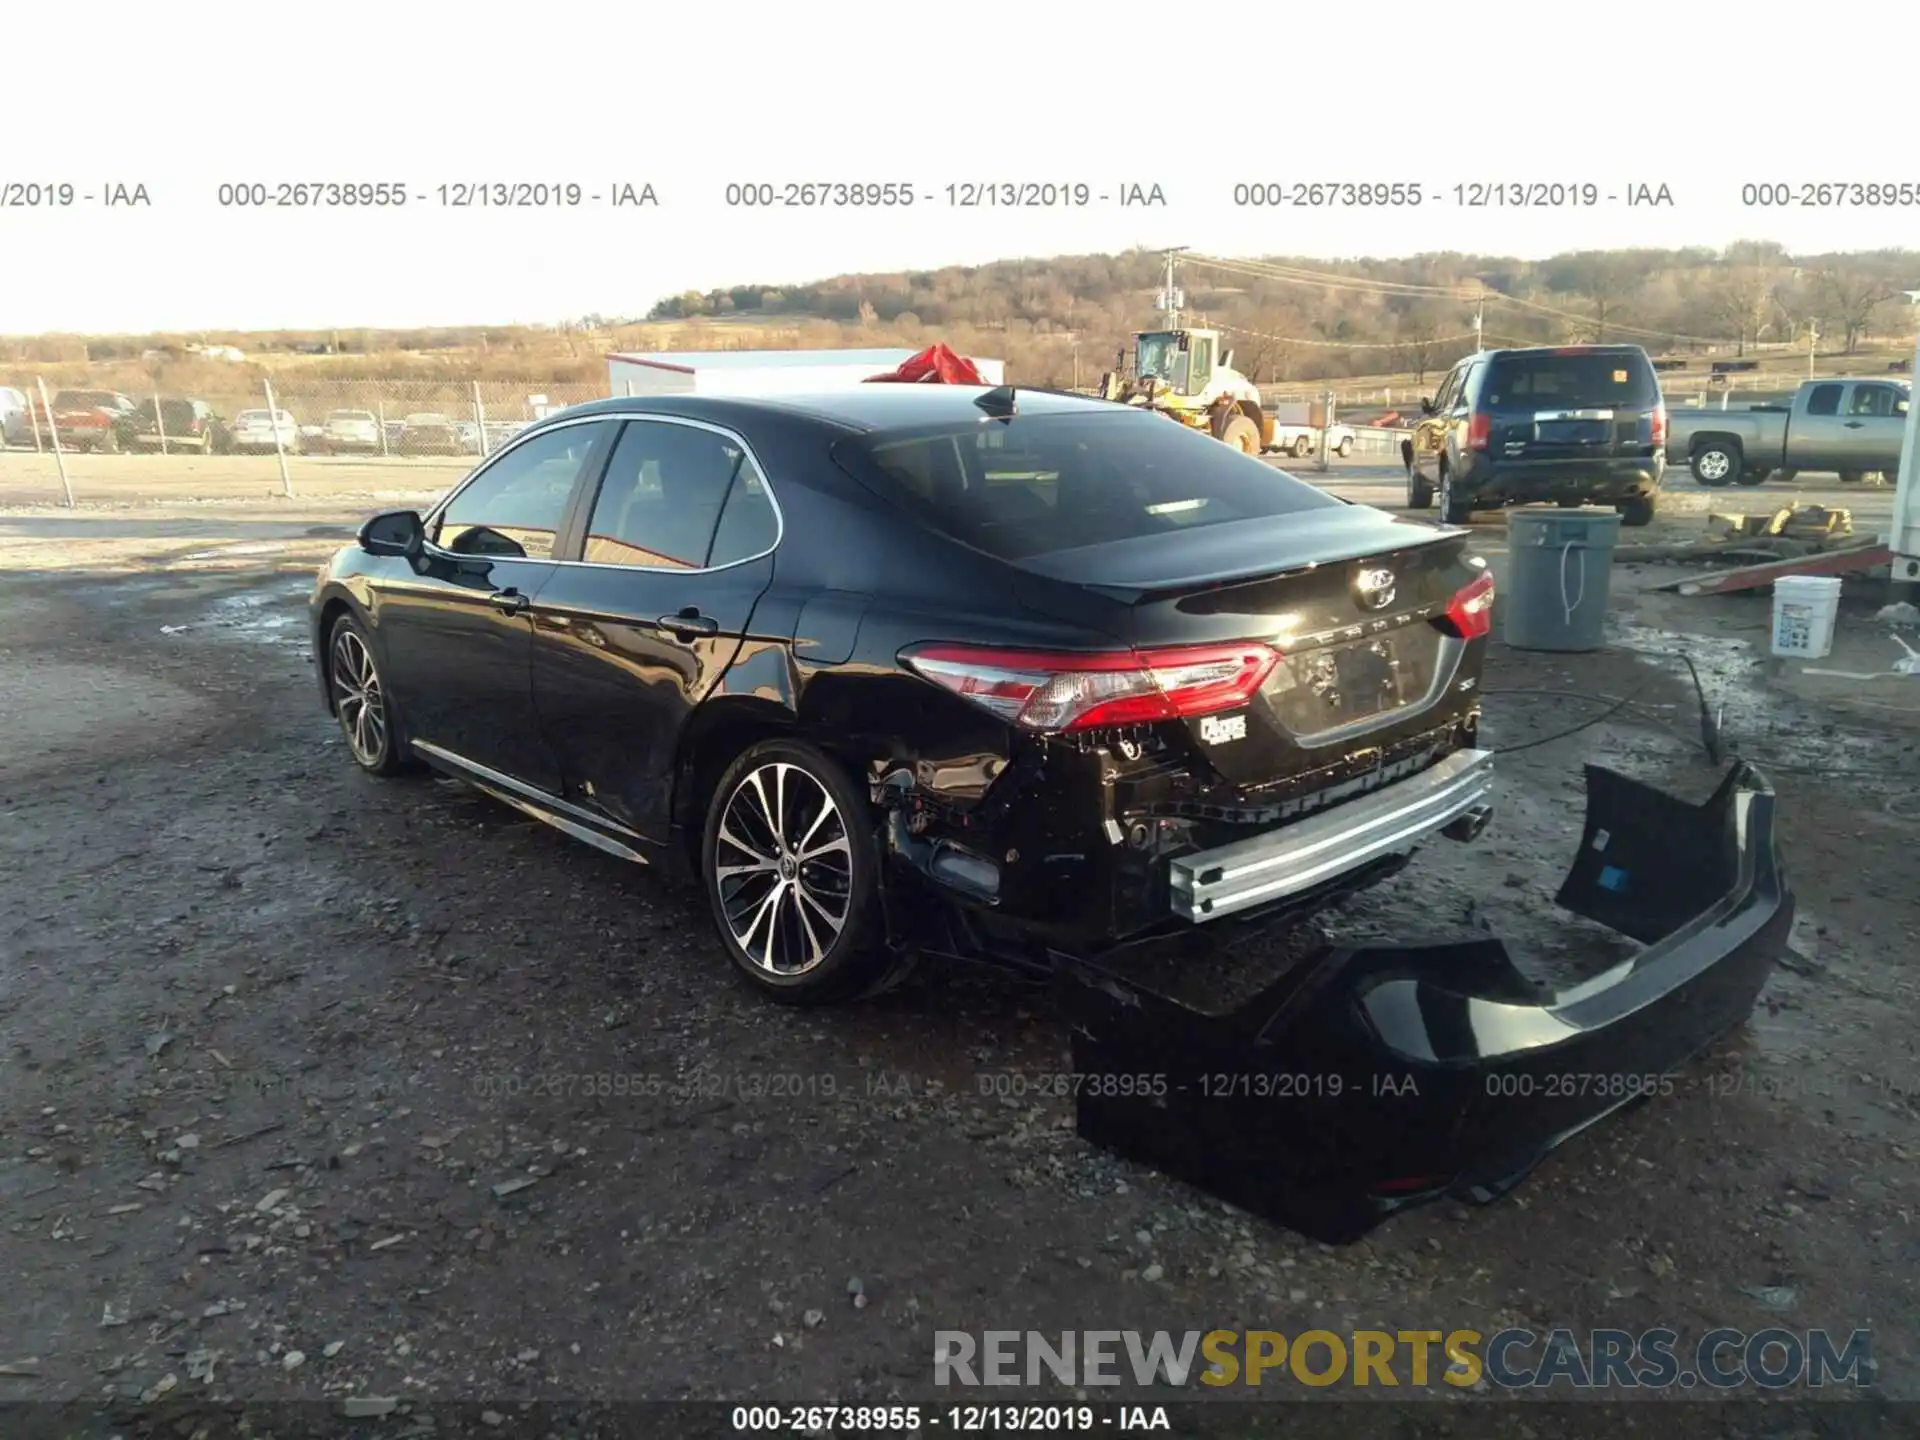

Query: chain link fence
<box><xmin>0</xmin><ymin>376</ymin><xmax>613</xmax><ymax>504</ymax></box>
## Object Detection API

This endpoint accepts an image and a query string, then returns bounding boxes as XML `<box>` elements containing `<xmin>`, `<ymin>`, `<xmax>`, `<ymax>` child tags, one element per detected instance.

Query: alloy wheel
<box><xmin>330</xmin><ymin>627</ymin><xmax>388</xmax><ymax>767</ymax></box>
<box><xmin>714</xmin><ymin>761</ymin><xmax>853</xmax><ymax>976</ymax></box>
<box><xmin>1696</xmin><ymin>449</ymin><xmax>1732</xmax><ymax>484</ymax></box>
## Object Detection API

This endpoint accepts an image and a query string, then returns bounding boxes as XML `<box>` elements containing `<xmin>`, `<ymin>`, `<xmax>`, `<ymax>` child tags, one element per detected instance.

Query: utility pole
<box><xmin>1162</xmin><ymin>247</ymin><xmax>1189</xmax><ymax>331</ymax></box>
<box><xmin>1808</xmin><ymin>320</ymin><xmax>1818</xmax><ymax>377</ymax></box>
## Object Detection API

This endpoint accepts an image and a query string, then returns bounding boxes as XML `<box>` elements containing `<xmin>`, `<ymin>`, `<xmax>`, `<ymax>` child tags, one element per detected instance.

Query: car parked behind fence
<box><xmin>231</xmin><ymin>408</ymin><xmax>302</xmax><ymax>454</ymax></box>
<box><xmin>318</xmin><ymin>409</ymin><xmax>385</xmax><ymax>455</ymax></box>
<box><xmin>125</xmin><ymin>397</ymin><xmax>231</xmax><ymax>453</ymax></box>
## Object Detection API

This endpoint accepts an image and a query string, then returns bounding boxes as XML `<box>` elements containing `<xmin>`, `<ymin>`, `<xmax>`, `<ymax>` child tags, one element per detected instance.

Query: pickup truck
<box><xmin>1667</xmin><ymin>375</ymin><xmax>1911</xmax><ymax>486</ymax></box>
<box><xmin>1267</xmin><ymin>422</ymin><xmax>1358</xmax><ymax>459</ymax></box>
<box><xmin>48</xmin><ymin>389</ymin><xmax>139</xmax><ymax>452</ymax></box>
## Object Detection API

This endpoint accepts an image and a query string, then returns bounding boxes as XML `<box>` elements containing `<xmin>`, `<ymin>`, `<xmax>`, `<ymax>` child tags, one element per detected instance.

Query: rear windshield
<box><xmin>328</xmin><ymin>410</ymin><xmax>373</xmax><ymax>421</ymax></box>
<box><xmin>53</xmin><ymin>390</ymin><xmax>117</xmax><ymax>407</ymax></box>
<box><xmin>832</xmin><ymin>410</ymin><xmax>1342</xmax><ymax>563</ymax></box>
<box><xmin>1482</xmin><ymin>352</ymin><xmax>1658</xmax><ymax>409</ymax></box>
<box><xmin>135</xmin><ymin>398</ymin><xmax>194</xmax><ymax>420</ymax></box>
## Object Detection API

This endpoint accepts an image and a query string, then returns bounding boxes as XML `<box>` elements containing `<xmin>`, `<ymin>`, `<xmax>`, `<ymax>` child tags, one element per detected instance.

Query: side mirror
<box><xmin>1419</xmin><ymin>396</ymin><xmax>1435</xmax><ymax>415</ymax></box>
<box><xmin>359</xmin><ymin>509</ymin><xmax>424</xmax><ymax>559</ymax></box>
<box><xmin>1221</xmin><ymin>349</ymin><xmax>1235</xmax><ymax>371</ymax></box>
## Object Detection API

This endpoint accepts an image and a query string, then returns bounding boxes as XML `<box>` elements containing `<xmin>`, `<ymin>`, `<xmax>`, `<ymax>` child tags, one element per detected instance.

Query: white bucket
<box><xmin>1771</xmin><ymin>575</ymin><xmax>1842</xmax><ymax>659</ymax></box>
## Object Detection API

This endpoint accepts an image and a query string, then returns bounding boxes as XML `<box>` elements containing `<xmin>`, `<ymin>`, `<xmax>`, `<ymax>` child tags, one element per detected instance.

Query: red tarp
<box><xmin>864</xmin><ymin>343</ymin><xmax>984</xmax><ymax>385</ymax></box>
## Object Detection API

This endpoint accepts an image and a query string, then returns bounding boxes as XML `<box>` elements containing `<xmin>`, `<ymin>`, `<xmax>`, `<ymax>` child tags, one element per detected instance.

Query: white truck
<box><xmin>1269</xmin><ymin>418</ymin><xmax>1358</xmax><ymax>460</ymax></box>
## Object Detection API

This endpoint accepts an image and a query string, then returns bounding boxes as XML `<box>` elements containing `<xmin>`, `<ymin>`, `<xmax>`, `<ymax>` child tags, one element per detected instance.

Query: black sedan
<box><xmin>313</xmin><ymin>385</ymin><xmax>1504</xmax><ymax>1006</ymax></box>
<box><xmin>312</xmin><ymin>385</ymin><xmax>1794</xmax><ymax>1237</ymax></box>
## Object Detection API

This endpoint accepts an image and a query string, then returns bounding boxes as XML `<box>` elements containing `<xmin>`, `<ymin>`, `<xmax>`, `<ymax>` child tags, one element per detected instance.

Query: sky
<box><xmin>4</xmin><ymin>1</ymin><xmax>1912</xmax><ymax>335</ymax></box>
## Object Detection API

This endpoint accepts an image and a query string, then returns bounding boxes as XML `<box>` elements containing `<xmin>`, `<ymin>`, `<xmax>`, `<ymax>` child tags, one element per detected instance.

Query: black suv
<box><xmin>1402</xmin><ymin>345</ymin><xmax>1667</xmax><ymax>526</ymax></box>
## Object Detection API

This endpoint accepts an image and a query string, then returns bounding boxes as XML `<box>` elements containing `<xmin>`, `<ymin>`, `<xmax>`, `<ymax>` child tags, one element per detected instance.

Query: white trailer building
<box><xmin>606</xmin><ymin>347</ymin><xmax>1005</xmax><ymax>399</ymax></box>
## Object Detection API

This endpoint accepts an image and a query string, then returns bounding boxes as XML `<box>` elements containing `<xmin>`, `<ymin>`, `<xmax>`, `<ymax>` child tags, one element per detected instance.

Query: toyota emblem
<box><xmin>1354</xmin><ymin>567</ymin><xmax>1396</xmax><ymax>610</ymax></box>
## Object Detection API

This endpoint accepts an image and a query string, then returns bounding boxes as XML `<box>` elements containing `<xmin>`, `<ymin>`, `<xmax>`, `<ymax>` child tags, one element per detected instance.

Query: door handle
<box><xmin>658</xmin><ymin>609</ymin><xmax>719</xmax><ymax>636</ymax></box>
<box><xmin>1843</xmin><ymin>421</ymin><xmax>1864</xmax><ymax>428</ymax></box>
<box><xmin>488</xmin><ymin>589</ymin><xmax>530</xmax><ymax>614</ymax></box>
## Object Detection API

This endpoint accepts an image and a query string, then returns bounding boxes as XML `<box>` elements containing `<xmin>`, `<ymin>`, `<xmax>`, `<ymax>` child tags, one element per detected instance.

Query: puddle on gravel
<box><xmin>1607</xmin><ymin>616</ymin><xmax>1896</xmax><ymax>772</ymax></box>
<box><xmin>149</xmin><ymin>579</ymin><xmax>314</xmax><ymax>649</ymax></box>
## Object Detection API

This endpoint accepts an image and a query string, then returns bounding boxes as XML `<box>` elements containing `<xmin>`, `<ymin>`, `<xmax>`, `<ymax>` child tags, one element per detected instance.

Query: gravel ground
<box><xmin>0</xmin><ymin>481</ymin><xmax>1916</xmax><ymax>1436</ymax></box>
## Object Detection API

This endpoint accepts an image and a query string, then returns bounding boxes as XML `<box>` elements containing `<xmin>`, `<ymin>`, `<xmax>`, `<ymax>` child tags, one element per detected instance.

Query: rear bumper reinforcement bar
<box><xmin>1167</xmin><ymin>747</ymin><xmax>1495</xmax><ymax>922</ymax></box>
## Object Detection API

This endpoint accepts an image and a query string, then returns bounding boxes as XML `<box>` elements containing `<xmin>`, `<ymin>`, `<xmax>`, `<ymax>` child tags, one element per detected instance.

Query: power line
<box><xmin>1184</xmin><ymin>252</ymin><xmax>1739</xmax><ymax>347</ymax></box>
<box><xmin>1211</xmin><ymin>318</ymin><xmax>1480</xmax><ymax>351</ymax></box>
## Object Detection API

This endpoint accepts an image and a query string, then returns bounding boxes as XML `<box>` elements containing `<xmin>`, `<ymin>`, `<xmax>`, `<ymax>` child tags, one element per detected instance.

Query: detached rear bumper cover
<box><xmin>1170</xmin><ymin>748</ymin><xmax>1495</xmax><ymax>922</ymax></box>
<box><xmin>1063</xmin><ymin>761</ymin><xmax>1792</xmax><ymax>1243</ymax></box>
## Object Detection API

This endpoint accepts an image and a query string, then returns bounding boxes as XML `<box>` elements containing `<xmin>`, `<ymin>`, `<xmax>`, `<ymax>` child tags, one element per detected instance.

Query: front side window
<box><xmin>435</xmin><ymin>421</ymin><xmax>610</xmax><ymax>559</ymax></box>
<box><xmin>1187</xmin><ymin>338</ymin><xmax>1214</xmax><ymax>394</ymax></box>
<box><xmin>1847</xmin><ymin>384</ymin><xmax>1903</xmax><ymax>418</ymax></box>
<box><xmin>583</xmin><ymin>420</ymin><xmax>768</xmax><ymax>570</ymax></box>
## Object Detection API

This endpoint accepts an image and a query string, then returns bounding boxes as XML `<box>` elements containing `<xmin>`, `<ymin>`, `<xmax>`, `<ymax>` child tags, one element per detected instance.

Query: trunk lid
<box><xmin>1013</xmin><ymin>512</ymin><xmax>1486</xmax><ymax>790</ymax></box>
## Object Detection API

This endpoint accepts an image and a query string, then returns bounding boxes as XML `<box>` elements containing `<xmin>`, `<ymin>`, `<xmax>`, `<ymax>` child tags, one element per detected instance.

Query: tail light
<box><xmin>1372</xmin><ymin>1175</ymin><xmax>1450</xmax><ymax>1196</ymax></box>
<box><xmin>1649</xmin><ymin>405</ymin><xmax>1667</xmax><ymax>448</ymax></box>
<box><xmin>1466</xmin><ymin>412</ymin><xmax>1491</xmax><ymax>451</ymax></box>
<box><xmin>1442</xmin><ymin>571</ymin><xmax>1496</xmax><ymax>640</ymax></box>
<box><xmin>901</xmin><ymin>641</ymin><xmax>1281</xmax><ymax>733</ymax></box>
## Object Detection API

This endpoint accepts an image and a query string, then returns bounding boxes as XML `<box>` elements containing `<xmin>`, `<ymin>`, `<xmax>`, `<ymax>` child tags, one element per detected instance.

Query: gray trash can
<box><xmin>1502</xmin><ymin>506</ymin><xmax>1622</xmax><ymax>652</ymax></box>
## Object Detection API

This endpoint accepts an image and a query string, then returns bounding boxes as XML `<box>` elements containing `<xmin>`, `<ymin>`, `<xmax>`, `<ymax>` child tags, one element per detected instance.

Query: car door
<box><xmin>1836</xmin><ymin>381</ymin><xmax>1909</xmax><ymax>473</ymax></box>
<box><xmin>370</xmin><ymin>417</ymin><xmax>618</xmax><ymax>792</ymax></box>
<box><xmin>529</xmin><ymin>415</ymin><xmax>780</xmax><ymax>843</ymax></box>
<box><xmin>1785</xmin><ymin>382</ymin><xmax>1845</xmax><ymax>471</ymax></box>
<box><xmin>1412</xmin><ymin>363</ymin><xmax>1461</xmax><ymax>481</ymax></box>
<box><xmin>1440</xmin><ymin>360</ymin><xmax>1480</xmax><ymax>471</ymax></box>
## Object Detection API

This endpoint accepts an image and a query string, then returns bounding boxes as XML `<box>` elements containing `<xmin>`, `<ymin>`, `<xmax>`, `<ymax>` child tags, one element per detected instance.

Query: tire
<box><xmin>1690</xmin><ymin>443</ymin><xmax>1738</xmax><ymax>487</ymax></box>
<box><xmin>701</xmin><ymin>737</ymin><xmax>895</xmax><ymax>1006</ymax></box>
<box><xmin>1838</xmin><ymin>470</ymin><xmax>1865</xmax><ymax>484</ymax></box>
<box><xmin>1557</xmin><ymin>498</ymin><xmax>1584</xmax><ymax>508</ymax></box>
<box><xmin>1616</xmin><ymin>496</ymin><xmax>1657</xmax><ymax>527</ymax></box>
<box><xmin>1219</xmin><ymin>414</ymin><xmax>1260</xmax><ymax>454</ymax></box>
<box><xmin>326</xmin><ymin>612</ymin><xmax>414</xmax><ymax>777</ymax></box>
<box><xmin>1773</xmin><ymin>469</ymin><xmax>1797</xmax><ymax>485</ymax></box>
<box><xmin>1335</xmin><ymin>436</ymin><xmax>1354</xmax><ymax>458</ymax></box>
<box><xmin>1734</xmin><ymin>468</ymin><xmax>1770</xmax><ymax>486</ymax></box>
<box><xmin>1438</xmin><ymin>466</ymin><xmax>1473</xmax><ymax>525</ymax></box>
<box><xmin>1292</xmin><ymin>434</ymin><xmax>1315</xmax><ymax>459</ymax></box>
<box><xmin>1406</xmin><ymin>464</ymin><xmax>1434</xmax><ymax>510</ymax></box>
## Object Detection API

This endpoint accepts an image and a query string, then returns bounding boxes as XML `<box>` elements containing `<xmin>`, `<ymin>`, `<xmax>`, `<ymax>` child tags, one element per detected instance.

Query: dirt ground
<box><xmin>0</xmin><ymin>459</ymin><xmax>1916</xmax><ymax>1435</ymax></box>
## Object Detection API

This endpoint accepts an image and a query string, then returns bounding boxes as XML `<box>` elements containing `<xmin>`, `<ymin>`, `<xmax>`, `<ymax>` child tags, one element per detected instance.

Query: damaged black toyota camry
<box><xmin>312</xmin><ymin>384</ymin><xmax>1790</xmax><ymax>1240</ymax></box>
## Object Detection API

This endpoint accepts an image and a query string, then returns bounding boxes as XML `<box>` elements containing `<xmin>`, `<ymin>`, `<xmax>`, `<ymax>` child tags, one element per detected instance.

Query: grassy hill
<box><xmin>4</xmin><ymin>243</ymin><xmax>1915</xmax><ymax>401</ymax></box>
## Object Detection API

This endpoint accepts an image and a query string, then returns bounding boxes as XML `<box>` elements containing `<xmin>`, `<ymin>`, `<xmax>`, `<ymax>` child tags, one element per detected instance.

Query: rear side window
<box><xmin>833</xmin><ymin>410</ymin><xmax>1342</xmax><ymax>563</ymax></box>
<box><xmin>1805</xmin><ymin>384</ymin><xmax>1842</xmax><ymax>416</ymax></box>
<box><xmin>1482</xmin><ymin>352</ymin><xmax>1658</xmax><ymax>409</ymax></box>
<box><xmin>583</xmin><ymin>420</ymin><xmax>763</xmax><ymax>570</ymax></box>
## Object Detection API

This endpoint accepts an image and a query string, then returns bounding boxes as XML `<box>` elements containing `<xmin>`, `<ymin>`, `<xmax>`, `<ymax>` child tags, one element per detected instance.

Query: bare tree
<box><xmin>1388</xmin><ymin>299</ymin><xmax>1460</xmax><ymax>384</ymax></box>
<box><xmin>1810</xmin><ymin>265</ymin><xmax>1901</xmax><ymax>352</ymax></box>
<box><xmin>1578</xmin><ymin>257</ymin><xmax>1638</xmax><ymax>341</ymax></box>
<box><xmin>1710</xmin><ymin>266</ymin><xmax>1778</xmax><ymax>355</ymax></box>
